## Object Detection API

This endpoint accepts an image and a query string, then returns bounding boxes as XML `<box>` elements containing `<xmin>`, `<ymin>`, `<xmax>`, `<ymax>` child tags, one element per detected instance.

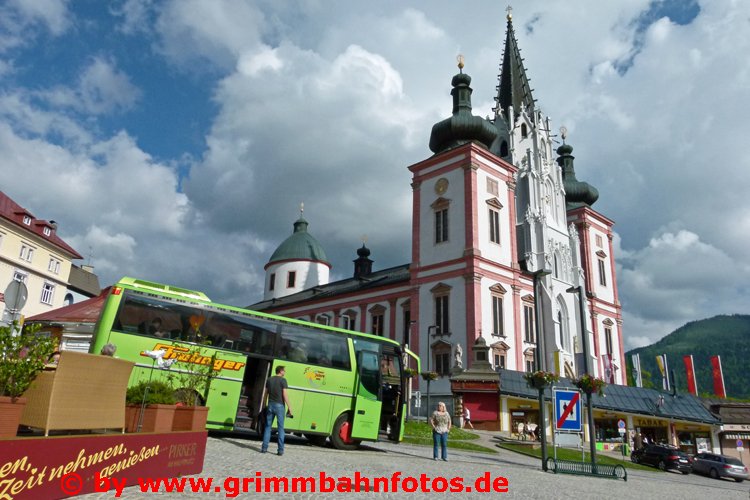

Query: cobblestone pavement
<box><xmin>78</xmin><ymin>431</ymin><xmax>749</xmax><ymax>500</ymax></box>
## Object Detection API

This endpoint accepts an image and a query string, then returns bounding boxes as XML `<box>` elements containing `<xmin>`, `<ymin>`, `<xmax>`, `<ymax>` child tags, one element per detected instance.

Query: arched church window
<box><xmin>521</xmin><ymin>123</ymin><xmax>528</xmax><ymax>138</ymax></box>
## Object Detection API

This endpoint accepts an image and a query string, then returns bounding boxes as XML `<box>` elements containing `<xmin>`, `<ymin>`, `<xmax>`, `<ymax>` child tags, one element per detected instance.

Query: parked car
<box><xmin>692</xmin><ymin>452</ymin><xmax>748</xmax><ymax>482</ymax></box>
<box><xmin>630</xmin><ymin>444</ymin><xmax>692</xmax><ymax>474</ymax></box>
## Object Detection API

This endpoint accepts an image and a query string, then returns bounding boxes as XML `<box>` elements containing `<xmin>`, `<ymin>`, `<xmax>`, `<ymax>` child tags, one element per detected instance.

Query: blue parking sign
<box><xmin>554</xmin><ymin>389</ymin><xmax>582</xmax><ymax>431</ymax></box>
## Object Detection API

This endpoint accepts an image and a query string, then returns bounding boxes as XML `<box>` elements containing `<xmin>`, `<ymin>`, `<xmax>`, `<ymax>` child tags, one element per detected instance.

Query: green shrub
<box><xmin>126</xmin><ymin>380</ymin><xmax>175</xmax><ymax>405</ymax></box>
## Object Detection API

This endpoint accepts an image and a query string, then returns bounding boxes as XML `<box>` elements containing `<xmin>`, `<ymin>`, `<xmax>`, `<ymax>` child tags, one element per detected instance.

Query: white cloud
<box><xmin>155</xmin><ymin>0</ymin><xmax>266</xmax><ymax>70</ymax></box>
<box><xmin>36</xmin><ymin>57</ymin><xmax>141</xmax><ymax>115</ymax></box>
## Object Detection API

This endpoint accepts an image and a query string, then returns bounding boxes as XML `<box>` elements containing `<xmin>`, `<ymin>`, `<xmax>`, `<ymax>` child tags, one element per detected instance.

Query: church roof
<box><xmin>266</xmin><ymin>216</ymin><xmax>330</xmax><ymax>269</ymax></box>
<box><xmin>493</xmin><ymin>9</ymin><xmax>536</xmax><ymax>124</ymax></box>
<box><xmin>251</xmin><ymin>263</ymin><xmax>410</xmax><ymax>310</ymax></box>
<box><xmin>557</xmin><ymin>142</ymin><xmax>599</xmax><ymax>208</ymax></box>
<box><xmin>429</xmin><ymin>60</ymin><xmax>498</xmax><ymax>154</ymax></box>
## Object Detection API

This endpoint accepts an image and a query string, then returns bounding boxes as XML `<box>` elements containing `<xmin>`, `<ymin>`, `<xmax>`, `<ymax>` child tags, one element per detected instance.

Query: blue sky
<box><xmin>1</xmin><ymin>0</ymin><xmax>748</xmax><ymax>349</ymax></box>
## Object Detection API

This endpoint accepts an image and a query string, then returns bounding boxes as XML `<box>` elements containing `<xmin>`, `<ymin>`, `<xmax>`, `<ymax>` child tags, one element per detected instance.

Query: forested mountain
<box><xmin>625</xmin><ymin>314</ymin><xmax>750</xmax><ymax>399</ymax></box>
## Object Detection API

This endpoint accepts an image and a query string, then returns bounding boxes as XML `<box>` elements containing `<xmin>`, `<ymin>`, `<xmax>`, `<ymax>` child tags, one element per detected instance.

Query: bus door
<box><xmin>351</xmin><ymin>349</ymin><xmax>382</xmax><ymax>440</ymax></box>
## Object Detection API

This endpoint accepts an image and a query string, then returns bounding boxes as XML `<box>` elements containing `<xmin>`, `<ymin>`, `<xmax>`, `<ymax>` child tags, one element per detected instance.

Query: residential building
<box><xmin>0</xmin><ymin>191</ymin><xmax>93</xmax><ymax>320</ymax></box>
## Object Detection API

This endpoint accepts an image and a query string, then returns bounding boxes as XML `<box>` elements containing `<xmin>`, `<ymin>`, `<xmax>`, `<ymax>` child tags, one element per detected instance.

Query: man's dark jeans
<box><xmin>261</xmin><ymin>402</ymin><xmax>286</xmax><ymax>453</ymax></box>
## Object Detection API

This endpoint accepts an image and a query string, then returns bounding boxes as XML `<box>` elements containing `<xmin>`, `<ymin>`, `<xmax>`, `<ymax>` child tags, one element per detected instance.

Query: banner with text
<box><xmin>0</xmin><ymin>431</ymin><xmax>206</xmax><ymax>499</ymax></box>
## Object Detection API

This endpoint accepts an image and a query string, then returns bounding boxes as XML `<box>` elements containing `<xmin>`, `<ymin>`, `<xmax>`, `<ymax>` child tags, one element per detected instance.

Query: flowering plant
<box><xmin>403</xmin><ymin>367</ymin><xmax>417</xmax><ymax>379</ymax></box>
<box><xmin>421</xmin><ymin>371</ymin><xmax>438</xmax><ymax>381</ymax></box>
<box><xmin>523</xmin><ymin>370</ymin><xmax>559</xmax><ymax>389</ymax></box>
<box><xmin>167</xmin><ymin>344</ymin><xmax>218</xmax><ymax>406</ymax></box>
<box><xmin>573</xmin><ymin>374</ymin><xmax>607</xmax><ymax>396</ymax></box>
<box><xmin>0</xmin><ymin>323</ymin><xmax>57</xmax><ymax>399</ymax></box>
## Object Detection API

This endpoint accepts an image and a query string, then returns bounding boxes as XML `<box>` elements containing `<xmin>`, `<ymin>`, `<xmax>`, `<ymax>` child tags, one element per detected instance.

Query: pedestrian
<box><xmin>462</xmin><ymin>406</ymin><xmax>474</xmax><ymax>429</ymax></box>
<box><xmin>261</xmin><ymin>365</ymin><xmax>293</xmax><ymax>456</ymax></box>
<box><xmin>100</xmin><ymin>343</ymin><xmax>117</xmax><ymax>356</ymax></box>
<box><xmin>430</xmin><ymin>401</ymin><xmax>451</xmax><ymax>461</ymax></box>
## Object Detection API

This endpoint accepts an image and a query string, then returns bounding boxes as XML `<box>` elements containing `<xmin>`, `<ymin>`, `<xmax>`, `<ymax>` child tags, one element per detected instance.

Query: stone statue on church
<box><xmin>454</xmin><ymin>343</ymin><xmax>463</xmax><ymax>369</ymax></box>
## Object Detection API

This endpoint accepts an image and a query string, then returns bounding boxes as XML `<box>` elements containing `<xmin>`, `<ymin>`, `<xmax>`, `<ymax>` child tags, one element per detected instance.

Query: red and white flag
<box><xmin>683</xmin><ymin>355</ymin><xmax>698</xmax><ymax>395</ymax></box>
<box><xmin>710</xmin><ymin>355</ymin><xmax>726</xmax><ymax>398</ymax></box>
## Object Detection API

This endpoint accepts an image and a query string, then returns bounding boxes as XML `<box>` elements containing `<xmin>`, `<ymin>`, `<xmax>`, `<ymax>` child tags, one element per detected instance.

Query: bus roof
<box><xmin>116</xmin><ymin>277</ymin><xmax>211</xmax><ymax>302</ymax></box>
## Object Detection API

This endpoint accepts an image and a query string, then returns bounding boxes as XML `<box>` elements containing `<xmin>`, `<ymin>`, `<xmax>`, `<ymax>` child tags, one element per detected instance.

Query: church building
<box><xmin>251</xmin><ymin>12</ymin><xmax>624</xmax><ymax>424</ymax></box>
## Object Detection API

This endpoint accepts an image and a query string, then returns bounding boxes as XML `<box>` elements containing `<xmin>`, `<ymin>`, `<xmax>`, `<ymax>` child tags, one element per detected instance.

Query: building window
<box><xmin>433</xmin><ymin>343</ymin><xmax>451</xmax><ymax>376</ymax></box>
<box><xmin>402</xmin><ymin>308</ymin><xmax>411</xmax><ymax>346</ymax></box>
<box><xmin>598</xmin><ymin>259</ymin><xmax>607</xmax><ymax>286</ymax></box>
<box><xmin>487</xmin><ymin>178</ymin><xmax>499</xmax><ymax>196</ymax></box>
<box><xmin>269</xmin><ymin>273</ymin><xmax>275</xmax><ymax>291</ymax></box>
<box><xmin>23</xmin><ymin>215</ymin><xmax>31</xmax><ymax>225</ymax></box>
<box><xmin>435</xmin><ymin>295</ymin><xmax>449</xmax><ymax>335</ymax></box>
<box><xmin>48</xmin><ymin>257</ymin><xmax>61</xmax><ymax>274</ymax></box>
<box><xmin>316</xmin><ymin>315</ymin><xmax>330</xmax><ymax>326</ymax></box>
<box><xmin>605</xmin><ymin>327</ymin><xmax>613</xmax><ymax>355</ymax></box>
<box><xmin>494</xmin><ymin>352</ymin><xmax>506</xmax><ymax>370</ymax></box>
<box><xmin>524</xmin><ymin>305</ymin><xmax>535</xmax><ymax>343</ymax></box>
<box><xmin>492</xmin><ymin>295</ymin><xmax>504</xmax><ymax>337</ymax></box>
<box><xmin>13</xmin><ymin>270</ymin><xmax>27</xmax><ymax>283</ymax></box>
<box><xmin>287</xmin><ymin>271</ymin><xmax>296</xmax><ymax>288</ymax></box>
<box><xmin>525</xmin><ymin>358</ymin><xmax>534</xmax><ymax>372</ymax></box>
<box><xmin>596</xmin><ymin>234</ymin><xmax>603</xmax><ymax>248</ymax></box>
<box><xmin>521</xmin><ymin>123</ymin><xmax>528</xmax><ymax>138</ymax></box>
<box><xmin>43</xmin><ymin>227</ymin><xmax>51</xmax><ymax>236</ymax></box>
<box><xmin>371</xmin><ymin>313</ymin><xmax>384</xmax><ymax>336</ymax></box>
<box><xmin>435</xmin><ymin>208</ymin><xmax>448</xmax><ymax>243</ymax></box>
<box><xmin>64</xmin><ymin>293</ymin><xmax>74</xmax><ymax>306</ymax></box>
<box><xmin>341</xmin><ymin>313</ymin><xmax>356</xmax><ymax>330</ymax></box>
<box><xmin>489</xmin><ymin>208</ymin><xmax>500</xmax><ymax>244</ymax></box>
<box><xmin>40</xmin><ymin>283</ymin><xmax>55</xmax><ymax>305</ymax></box>
<box><xmin>19</xmin><ymin>244</ymin><xmax>34</xmax><ymax>262</ymax></box>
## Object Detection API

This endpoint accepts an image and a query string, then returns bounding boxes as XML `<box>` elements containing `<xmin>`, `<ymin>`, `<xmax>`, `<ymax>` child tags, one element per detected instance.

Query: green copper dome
<box><xmin>267</xmin><ymin>216</ymin><xmax>330</xmax><ymax>267</ymax></box>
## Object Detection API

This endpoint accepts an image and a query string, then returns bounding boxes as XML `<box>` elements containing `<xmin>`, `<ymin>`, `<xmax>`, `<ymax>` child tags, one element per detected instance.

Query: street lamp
<box><xmin>530</xmin><ymin>269</ymin><xmax>552</xmax><ymax>471</ymax></box>
<box><xmin>426</xmin><ymin>325</ymin><xmax>440</xmax><ymax>419</ymax></box>
<box><xmin>567</xmin><ymin>285</ymin><xmax>597</xmax><ymax>467</ymax></box>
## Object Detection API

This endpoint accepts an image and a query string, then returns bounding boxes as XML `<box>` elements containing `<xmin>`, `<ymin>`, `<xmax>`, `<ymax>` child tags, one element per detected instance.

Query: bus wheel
<box><xmin>305</xmin><ymin>434</ymin><xmax>328</xmax><ymax>447</ymax></box>
<box><xmin>330</xmin><ymin>414</ymin><xmax>361</xmax><ymax>450</ymax></box>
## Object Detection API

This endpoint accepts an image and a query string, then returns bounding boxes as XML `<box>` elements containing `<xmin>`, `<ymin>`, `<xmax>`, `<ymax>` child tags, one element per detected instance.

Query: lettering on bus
<box><xmin>141</xmin><ymin>343</ymin><xmax>246</xmax><ymax>372</ymax></box>
<box><xmin>304</xmin><ymin>367</ymin><xmax>326</xmax><ymax>388</ymax></box>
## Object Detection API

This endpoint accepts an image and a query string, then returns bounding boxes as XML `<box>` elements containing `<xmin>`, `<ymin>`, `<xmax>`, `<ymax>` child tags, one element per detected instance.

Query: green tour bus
<box><xmin>90</xmin><ymin>277</ymin><xmax>419</xmax><ymax>449</ymax></box>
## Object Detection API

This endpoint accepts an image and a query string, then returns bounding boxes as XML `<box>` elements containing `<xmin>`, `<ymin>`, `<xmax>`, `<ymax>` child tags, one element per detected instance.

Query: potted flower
<box><xmin>523</xmin><ymin>370</ymin><xmax>559</xmax><ymax>390</ymax></box>
<box><xmin>573</xmin><ymin>374</ymin><xmax>607</xmax><ymax>397</ymax></box>
<box><xmin>168</xmin><ymin>344</ymin><xmax>217</xmax><ymax>431</ymax></box>
<box><xmin>0</xmin><ymin>323</ymin><xmax>56</xmax><ymax>437</ymax></box>
<box><xmin>420</xmin><ymin>371</ymin><xmax>438</xmax><ymax>382</ymax></box>
<box><xmin>125</xmin><ymin>379</ymin><xmax>177</xmax><ymax>432</ymax></box>
<box><xmin>403</xmin><ymin>367</ymin><xmax>417</xmax><ymax>379</ymax></box>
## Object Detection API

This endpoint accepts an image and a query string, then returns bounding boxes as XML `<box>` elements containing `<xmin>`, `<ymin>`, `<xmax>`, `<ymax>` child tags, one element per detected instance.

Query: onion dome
<box><xmin>429</xmin><ymin>57</ymin><xmax>498</xmax><ymax>154</ymax></box>
<box><xmin>266</xmin><ymin>216</ymin><xmax>330</xmax><ymax>267</ymax></box>
<box><xmin>353</xmin><ymin>243</ymin><xmax>373</xmax><ymax>279</ymax></box>
<box><xmin>557</xmin><ymin>143</ymin><xmax>599</xmax><ymax>209</ymax></box>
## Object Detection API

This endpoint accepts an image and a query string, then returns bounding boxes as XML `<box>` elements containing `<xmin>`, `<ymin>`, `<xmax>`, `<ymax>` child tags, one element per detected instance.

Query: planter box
<box><xmin>0</xmin><ymin>396</ymin><xmax>26</xmax><ymax>438</ymax></box>
<box><xmin>172</xmin><ymin>406</ymin><xmax>209</xmax><ymax>432</ymax></box>
<box><xmin>125</xmin><ymin>404</ymin><xmax>176</xmax><ymax>433</ymax></box>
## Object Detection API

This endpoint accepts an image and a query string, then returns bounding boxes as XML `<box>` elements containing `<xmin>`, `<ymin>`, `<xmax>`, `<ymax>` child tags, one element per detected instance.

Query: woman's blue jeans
<box><xmin>433</xmin><ymin>430</ymin><xmax>448</xmax><ymax>459</ymax></box>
